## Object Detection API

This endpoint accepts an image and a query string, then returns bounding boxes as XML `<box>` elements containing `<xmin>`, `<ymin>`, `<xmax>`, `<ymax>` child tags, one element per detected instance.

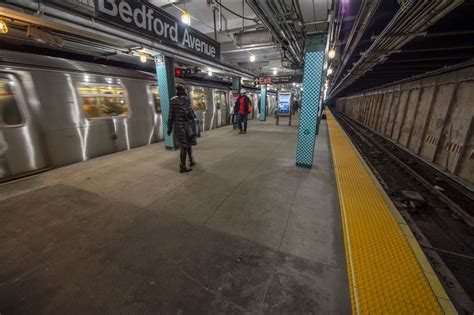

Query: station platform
<box><xmin>0</xmin><ymin>115</ymin><xmax>454</xmax><ymax>313</ymax></box>
<box><xmin>0</xmin><ymin>119</ymin><xmax>351</xmax><ymax>313</ymax></box>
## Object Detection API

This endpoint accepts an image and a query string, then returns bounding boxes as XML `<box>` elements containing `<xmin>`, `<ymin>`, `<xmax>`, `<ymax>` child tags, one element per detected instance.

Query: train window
<box><xmin>190</xmin><ymin>89</ymin><xmax>208</xmax><ymax>110</ymax></box>
<box><xmin>77</xmin><ymin>84</ymin><xmax>128</xmax><ymax>119</ymax></box>
<box><xmin>0</xmin><ymin>79</ymin><xmax>23</xmax><ymax>126</ymax></box>
<box><xmin>214</xmin><ymin>91</ymin><xmax>227</xmax><ymax>110</ymax></box>
<box><xmin>150</xmin><ymin>85</ymin><xmax>161</xmax><ymax>113</ymax></box>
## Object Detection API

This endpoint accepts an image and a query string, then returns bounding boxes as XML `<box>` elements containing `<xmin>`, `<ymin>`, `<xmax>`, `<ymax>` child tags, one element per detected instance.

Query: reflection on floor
<box><xmin>0</xmin><ymin>119</ymin><xmax>350</xmax><ymax>313</ymax></box>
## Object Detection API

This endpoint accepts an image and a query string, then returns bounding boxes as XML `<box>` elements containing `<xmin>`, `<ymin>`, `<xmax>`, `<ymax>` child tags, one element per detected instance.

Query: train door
<box><xmin>189</xmin><ymin>86</ymin><xmax>209</xmax><ymax>132</ymax></box>
<box><xmin>149</xmin><ymin>84</ymin><xmax>163</xmax><ymax>142</ymax></box>
<box><xmin>221</xmin><ymin>91</ymin><xmax>229</xmax><ymax>126</ymax></box>
<box><xmin>249</xmin><ymin>93</ymin><xmax>257</xmax><ymax>119</ymax></box>
<box><xmin>213</xmin><ymin>90</ymin><xmax>228</xmax><ymax>127</ymax></box>
<box><xmin>0</xmin><ymin>73</ymin><xmax>49</xmax><ymax>181</ymax></box>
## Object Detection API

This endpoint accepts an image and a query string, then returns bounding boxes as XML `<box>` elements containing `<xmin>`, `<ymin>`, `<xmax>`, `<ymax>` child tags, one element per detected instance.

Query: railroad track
<box><xmin>336</xmin><ymin>113</ymin><xmax>474</xmax><ymax>228</ymax></box>
<box><xmin>334</xmin><ymin>111</ymin><xmax>474</xmax><ymax>313</ymax></box>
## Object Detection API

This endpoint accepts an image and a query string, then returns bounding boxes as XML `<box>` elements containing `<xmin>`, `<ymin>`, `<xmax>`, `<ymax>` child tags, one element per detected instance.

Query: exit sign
<box><xmin>259</xmin><ymin>77</ymin><xmax>272</xmax><ymax>84</ymax></box>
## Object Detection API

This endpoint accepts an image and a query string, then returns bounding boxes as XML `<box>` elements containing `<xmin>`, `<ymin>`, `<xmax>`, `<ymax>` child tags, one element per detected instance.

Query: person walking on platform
<box><xmin>234</xmin><ymin>89</ymin><xmax>252</xmax><ymax>134</ymax></box>
<box><xmin>168</xmin><ymin>85</ymin><xmax>197</xmax><ymax>173</ymax></box>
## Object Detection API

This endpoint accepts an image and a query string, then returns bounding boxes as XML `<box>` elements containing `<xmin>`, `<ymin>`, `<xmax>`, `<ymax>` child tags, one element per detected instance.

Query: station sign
<box><xmin>271</xmin><ymin>74</ymin><xmax>303</xmax><ymax>84</ymax></box>
<box><xmin>95</xmin><ymin>0</ymin><xmax>220</xmax><ymax>61</ymax></box>
<box><xmin>259</xmin><ymin>76</ymin><xmax>273</xmax><ymax>85</ymax></box>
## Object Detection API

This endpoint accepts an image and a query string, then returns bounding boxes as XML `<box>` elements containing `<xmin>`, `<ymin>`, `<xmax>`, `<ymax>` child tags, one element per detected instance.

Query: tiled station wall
<box><xmin>335</xmin><ymin>66</ymin><xmax>474</xmax><ymax>185</ymax></box>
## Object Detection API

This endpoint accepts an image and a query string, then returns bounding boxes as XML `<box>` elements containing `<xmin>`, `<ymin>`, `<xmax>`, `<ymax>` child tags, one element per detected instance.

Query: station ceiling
<box><xmin>0</xmin><ymin>0</ymin><xmax>471</xmax><ymax>97</ymax></box>
<box><xmin>327</xmin><ymin>0</ymin><xmax>474</xmax><ymax>98</ymax></box>
<box><xmin>152</xmin><ymin>0</ymin><xmax>331</xmax><ymax>76</ymax></box>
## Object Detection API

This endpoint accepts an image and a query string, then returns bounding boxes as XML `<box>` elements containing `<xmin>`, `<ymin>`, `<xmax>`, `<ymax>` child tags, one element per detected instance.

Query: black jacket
<box><xmin>234</xmin><ymin>95</ymin><xmax>252</xmax><ymax>114</ymax></box>
<box><xmin>168</xmin><ymin>95</ymin><xmax>197</xmax><ymax>147</ymax></box>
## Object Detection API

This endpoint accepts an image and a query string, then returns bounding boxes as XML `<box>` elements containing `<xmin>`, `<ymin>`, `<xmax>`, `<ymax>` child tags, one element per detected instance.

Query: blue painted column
<box><xmin>296</xmin><ymin>34</ymin><xmax>327</xmax><ymax>168</ymax></box>
<box><xmin>155</xmin><ymin>55</ymin><xmax>176</xmax><ymax>150</ymax></box>
<box><xmin>259</xmin><ymin>84</ymin><xmax>267</xmax><ymax>121</ymax></box>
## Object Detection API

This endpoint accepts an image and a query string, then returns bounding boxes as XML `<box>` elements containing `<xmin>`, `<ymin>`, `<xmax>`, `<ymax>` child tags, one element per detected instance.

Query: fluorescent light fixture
<box><xmin>272</xmin><ymin>69</ymin><xmax>277</xmax><ymax>75</ymax></box>
<box><xmin>250</xmin><ymin>55</ymin><xmax>256</xmax><ymax>62</ymax></box>
<box><xmin>208</xmin><ymin>70</ymin><xmax>213</xmax><ymax>76</ymax></box>
<box><xmin>140</xmin><ymin>55</ymin><xmax>147</xmax><ymax>63</ymax></box>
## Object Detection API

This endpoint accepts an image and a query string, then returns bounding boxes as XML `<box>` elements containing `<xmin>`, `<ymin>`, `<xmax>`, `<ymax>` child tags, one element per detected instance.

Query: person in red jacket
<box><xmin>233</xmin><ymin>89</ymin><xmax>252</xmax><ymax>134</ymax></box>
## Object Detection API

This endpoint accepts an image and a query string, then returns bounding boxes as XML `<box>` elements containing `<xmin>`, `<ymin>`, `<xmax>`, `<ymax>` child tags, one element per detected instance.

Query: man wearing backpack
<box><xmin>234</xmin><ymin>89</ymin><xmax>252</xmax><ymax>134</ymax></box>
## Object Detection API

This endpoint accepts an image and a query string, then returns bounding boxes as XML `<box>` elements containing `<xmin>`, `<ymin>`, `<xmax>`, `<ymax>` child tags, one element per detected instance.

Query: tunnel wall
<box><xmin>335</xmin><ymin>66</ymin><xmax>474</xmax><ymax>185</ymax></box>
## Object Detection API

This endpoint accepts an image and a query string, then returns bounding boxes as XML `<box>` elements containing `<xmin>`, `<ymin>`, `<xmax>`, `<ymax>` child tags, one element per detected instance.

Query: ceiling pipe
<box><xmin>221</xmin><ymin>44</ymin><xmax>277</xmax><ymax>54</ymax></box>
<box><xmin>331</xmin><ymin>0</ymin><xmax>380</xmax><ymax>88</ymax></box>
<box><xmin>267</xmin><ymin>0</ymin><xmax>303</xmax><ymax>62</ymax></box>
<box><xmin>329</xmin><ymin>0</ymin><xmax>464</xmax><ymax>97</ymax></box>
<box><xmin>245</xmin><ymin>0</ymin><xmax>303</xmax><ymax>67</ymax></box>
<box><xmin>245</xmin><ymin>0</ymin><xmax>285</xmax><ymax>48</ymax></box>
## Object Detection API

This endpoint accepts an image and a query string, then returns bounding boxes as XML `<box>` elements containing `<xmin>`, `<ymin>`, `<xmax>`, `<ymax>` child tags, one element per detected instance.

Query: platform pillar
<box><xmin>260</xmin><ymin>84</ymin><xmax>267</xmax><ymax>121</ymax></box>
<box><xmin>296</xmin><ymin>34</ymin><xmax>327</xmax><ymax>168</ymax></box>
<box><xmin>155</xmin><ymin>54</ymin><xmax>176</xmax><ymax>150</ymax></box>
<box><xmin>232</xmin><ymin>77</ymin><xmax>241</xmax><ymax>93</ymax></box>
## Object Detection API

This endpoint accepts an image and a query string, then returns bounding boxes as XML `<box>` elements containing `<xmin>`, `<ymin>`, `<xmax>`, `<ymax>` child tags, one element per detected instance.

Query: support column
<box><xmin>155</xmin><ymin>55</ymin><xmax>176</xmax><ymax>150</ymax></box>
<box><xmin>232</xmin><ymin>77</ymin><xmax>241</xmax><ymax>93</ymax></box>
<box><xmin>296</xmin><ymin>34</ymin><xmax>327</xmax><ymax>168</ymax></box>
<box><xmin>260</xmin><ymin>84</ymin><xmax>267</xmax><ymax>121</ymax></box>
<box><xmin>231</xmin><ymin>77</ymin><xmax>241</xmax><ymax>124</ymax></box>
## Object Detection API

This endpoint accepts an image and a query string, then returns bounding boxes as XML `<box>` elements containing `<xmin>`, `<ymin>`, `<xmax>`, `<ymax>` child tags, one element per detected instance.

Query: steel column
<box><xmin>259</xmin><ymin>84</ymin><xmax>267</xmax><ymax>121</ymax></box>
<box><xmin>155</xmin><ymin>55</ymin><xmax>176</xmax><ymax>150</ymax></box>
<box><xmin>296</xmin><ymin>34</ymin><xmax>326</xmax><ymax>168</ymax></box>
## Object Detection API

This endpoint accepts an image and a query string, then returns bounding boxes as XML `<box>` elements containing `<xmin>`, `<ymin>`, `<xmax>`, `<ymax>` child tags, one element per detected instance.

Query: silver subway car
<box><xmin>0</xmin><ymin>51</ymin><xmax>232</xmax><ymax>182</ymax></box>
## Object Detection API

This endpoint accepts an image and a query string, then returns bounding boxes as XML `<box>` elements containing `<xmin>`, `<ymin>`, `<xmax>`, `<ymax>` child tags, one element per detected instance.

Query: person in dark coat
<box><xmin>233</xmin><ymin>89</ymin><xmax>252</xmax><ymax>134</ymax></box>
<box><xmin>167</xmin><ymin>85</ymin><xmax>197</xmax><ymax>173</ymax></box>
<box><xmin>292</xmin><ymin>98</ymin><xmax>299</xmax><ymax>115</ymax></box>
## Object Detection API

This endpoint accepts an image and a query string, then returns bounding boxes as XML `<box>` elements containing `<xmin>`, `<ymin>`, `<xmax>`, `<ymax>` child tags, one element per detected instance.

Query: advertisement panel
<box><xmin>278</xmin><ymin>93</ymin><xmax>292</xmax><ymax>114</ymax></box>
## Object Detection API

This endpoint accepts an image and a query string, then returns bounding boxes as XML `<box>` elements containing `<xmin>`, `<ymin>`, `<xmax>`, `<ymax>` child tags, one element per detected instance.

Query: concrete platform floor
<box><xmin>0</xmin><ymin>119</ymin><xmax>351</xmax><ymax>314</ymax></box>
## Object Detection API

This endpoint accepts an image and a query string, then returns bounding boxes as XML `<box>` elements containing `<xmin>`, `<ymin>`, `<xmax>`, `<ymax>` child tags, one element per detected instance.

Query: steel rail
<box><xmin>336</xmin><ymin>112</ymin><xmax>474</xmax><ymax>228</ymax></box>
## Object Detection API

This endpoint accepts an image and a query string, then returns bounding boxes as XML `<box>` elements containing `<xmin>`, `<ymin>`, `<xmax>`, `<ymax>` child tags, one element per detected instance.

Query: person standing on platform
<box><xmin>292</xmin><ymin>97</ymin><xmax>299</xmax><ymax>115</ymax></box>
<box><xmin>233</xmin><ymin>89</ymin><xmax>252</xmax><ymax>134</ymax></box>
<box><xmin>168</xmin><ymin>85</ymin><xmax>197</xmax><ymax>173</ymax></box>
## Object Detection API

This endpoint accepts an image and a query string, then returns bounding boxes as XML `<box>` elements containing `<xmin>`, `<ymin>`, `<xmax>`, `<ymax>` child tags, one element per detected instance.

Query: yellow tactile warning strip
<box><xmin>326</xmin><ymin>110</ymin><xmax>456</xmax><ymax>314</ymax></box>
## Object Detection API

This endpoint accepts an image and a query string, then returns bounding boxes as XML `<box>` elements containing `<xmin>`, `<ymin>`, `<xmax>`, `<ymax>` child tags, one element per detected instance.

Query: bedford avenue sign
<box><xmin>96</xmin><ymin>0</ymin><xmax>220</xmax><ymax>61</ymax></box>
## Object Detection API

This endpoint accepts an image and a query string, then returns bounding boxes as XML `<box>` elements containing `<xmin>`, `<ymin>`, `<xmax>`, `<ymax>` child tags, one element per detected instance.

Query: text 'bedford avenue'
<box><xmin>98</xmin><ymin>0</ymin><xmax>217</xmax><ymax>59</ymax></box>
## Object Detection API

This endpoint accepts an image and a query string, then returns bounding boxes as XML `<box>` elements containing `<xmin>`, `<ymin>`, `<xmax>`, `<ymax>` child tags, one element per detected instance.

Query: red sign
<box><xmin>259</xmin><ymin>77</ymin><xmax>272</xmax><ymax>85</ymax></box>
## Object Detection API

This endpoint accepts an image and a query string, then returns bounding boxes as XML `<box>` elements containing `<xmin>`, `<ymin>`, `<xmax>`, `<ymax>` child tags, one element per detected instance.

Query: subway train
<box><xmin>0</xmin><ymin>50</ymin><xmax>277</xmax><ymax>182</ymax></box>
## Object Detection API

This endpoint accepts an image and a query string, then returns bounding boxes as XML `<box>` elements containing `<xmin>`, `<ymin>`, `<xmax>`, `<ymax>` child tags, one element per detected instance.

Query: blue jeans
<box><xmin>238</xmin><ymin>113</ymin><xmax>248</xmax><ymax>131</ymax></box>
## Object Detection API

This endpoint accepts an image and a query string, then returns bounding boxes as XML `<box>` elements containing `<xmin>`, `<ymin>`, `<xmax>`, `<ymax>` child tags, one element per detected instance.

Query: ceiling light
<box><xmin>272</xmin><ymin>69</ymin><xmax>277</xmax><ymax>75</ymax></box>
<box><xmin>208</xmin><ymin>70</ymin><xmax>213</xmax><ymax>77</ymax></box>
<box><xmin>250</xmin><ymin>55</ymin><xmax>256</xmax><ymax>62</ymax></box>
<box><xmin>181</xmin><ymin>11</ymin><xmax>191</xmax><ymax>25</ymax></box>
<box><xmin>293</xmin><ymin>83</ymin><xmax>296</xmax><ymax>86</ymax></box>
<box><xmin>328</xmin><ymin>49</ymin><xmax>336</xmax><ymax>59</ymax></box>
<box><xmin>140</xmin><ymin>54</ymin><xmax>147</xmax><ymax>63</ymax></box>
<box><xmin>0</xmin><ymin>19</ymin><xmax>8</xmax><ymax>34</ymax></box>
<box><xmin>327</xmin><ymin>68</ymin><xmax>333</xmax><ymax>75</ymax></box>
